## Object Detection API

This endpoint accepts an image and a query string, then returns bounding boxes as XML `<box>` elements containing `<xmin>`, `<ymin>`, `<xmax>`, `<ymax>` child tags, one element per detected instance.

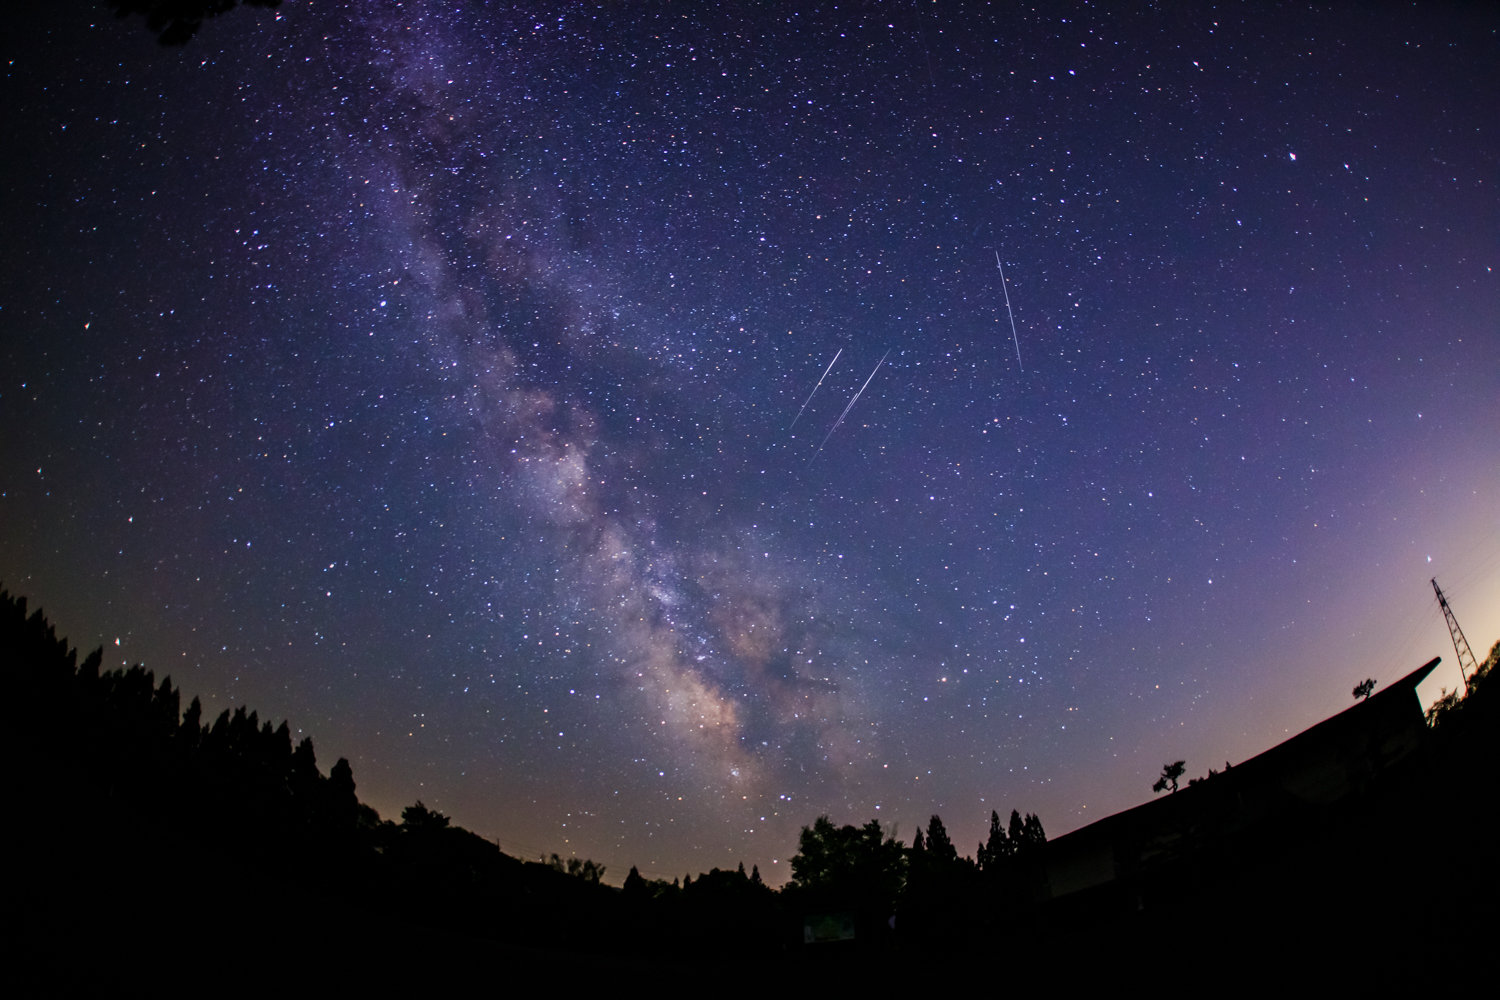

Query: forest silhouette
<box><xmin>7</xmin><ymin>587</ymin><xmax>1495</xmax><ymax>982</ymax></box>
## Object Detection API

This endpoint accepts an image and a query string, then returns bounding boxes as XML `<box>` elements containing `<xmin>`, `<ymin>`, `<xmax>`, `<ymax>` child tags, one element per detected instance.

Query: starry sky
<box><xmin>2</xmin><ymin>1</ymin><xmax>1496</xmax><ymax>884</ymax></box>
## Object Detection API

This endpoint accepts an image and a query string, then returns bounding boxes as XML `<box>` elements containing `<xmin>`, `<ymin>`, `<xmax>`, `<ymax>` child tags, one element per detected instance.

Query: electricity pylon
<box><xmin>1432</xmin><ymin>578</ymin><xmax>1478</xmax><ymax>693</ymax></box>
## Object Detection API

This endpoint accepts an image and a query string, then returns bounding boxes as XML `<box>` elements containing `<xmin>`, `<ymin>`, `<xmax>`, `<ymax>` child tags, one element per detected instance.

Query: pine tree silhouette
<box><xmin>924</xmin><ymin>815</ymin><xmax>958</xmax><ymax>863</ymax></box>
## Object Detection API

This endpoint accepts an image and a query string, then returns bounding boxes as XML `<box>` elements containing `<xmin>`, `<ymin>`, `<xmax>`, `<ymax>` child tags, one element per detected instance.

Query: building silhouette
<box><xmin>1036</xmin><ymin>657</ymin><xmax>1440</xmax><ymax>917</ymax></box>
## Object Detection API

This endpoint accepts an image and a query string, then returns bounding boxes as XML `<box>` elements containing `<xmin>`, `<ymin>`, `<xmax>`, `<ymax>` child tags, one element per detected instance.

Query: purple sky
<box><xmin>2</xmin><ymin>1</ymin><xmax>1495</xmax><ymax>884</ymax></box>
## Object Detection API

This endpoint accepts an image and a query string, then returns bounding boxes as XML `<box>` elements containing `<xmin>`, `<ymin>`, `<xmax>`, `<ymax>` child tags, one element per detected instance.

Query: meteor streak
<box><xmin>809</xmin><ymin>349</ymin><xmax>890</xmax><ymax>466</ymax></box>
<box><xmin>996</xmin><ymin>251</ymin><xmax>1023</xmax><ymax>372</ymax></box>
<box><xmin>790</xmin><ymin>348</ymin><xmax>841</xmax><ymax>430</ymax></box>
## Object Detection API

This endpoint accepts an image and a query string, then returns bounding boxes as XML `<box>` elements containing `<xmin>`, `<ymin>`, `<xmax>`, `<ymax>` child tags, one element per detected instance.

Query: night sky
<box><xmin>2</xmin><ymin>1</ymin><xmax>1496</xmax><ymax>884</ymax></box>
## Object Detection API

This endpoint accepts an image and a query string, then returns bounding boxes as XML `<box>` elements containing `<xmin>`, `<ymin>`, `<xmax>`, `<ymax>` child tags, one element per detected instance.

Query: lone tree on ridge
<box><xmin>1152</xmin><ymin>760</ymin><xmax>1187</xmax><ymax>794</ymax></box>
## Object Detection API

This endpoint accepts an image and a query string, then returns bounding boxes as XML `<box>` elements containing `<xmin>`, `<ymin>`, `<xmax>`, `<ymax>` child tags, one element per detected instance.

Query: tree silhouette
<box><xmin>1188</xmin><ymin>765</ymin><xmax>1225</xmax><ymax>787</ymax></box>
<box><xmin>402</xmin><ymin>801</ymin><xmax>451</xmax><ymax>830</ymax></box>
<box><xmin>924</xmin><ymin>815</ymin><xmax>959</xmax><ymax>863</ymax></box>
<box><xmin>979</xmin><ymin>808</ymin><xmax>1046</xmax><ymax>858</ymax></box>
<box><xmin>12</xmin><ymin>582</ymin><xmax>1498</xmax><ymax>963</ymax></box>
<box><xmin>1</xmin><ymin>587</ymin><xmax>654</xmax><ymax>956</ymax></box>
<box><xmin>1353</xmin><ymin>678</ymin><xmax>1376</xmax><ymax>701</ymax></box>
<box><xmin>546</xmin><ymin>854</ymin><xmax>605</xmax><ymax>884</ymax></box>
<box><xmin>1021</xmin><ymin>812</ymin><xmax>1046</xmax><ymax>849</ymax></box>
<box><xmin>104</xmin><ymin>0</ymin><xmax>283</xmax><ymax>45</ymax></box>
<box><xmin>1426</xmin><ymin>640</ymin><xmax>1499</xmax><ymax>727</ymax></box>
<box><xmin>978</xmin><ymin>809</ymin><xmax>1007</xmax><ymax>868</ymax></box>
<box><xmin>1153</xmin><ymin>761</ymin><xmax>1187</xmax><ymax>794</ymax></box>
<box><xmin>787</xmin><ymin>815</ymin><xmax>907</xmax><ymax>937</ymax></box>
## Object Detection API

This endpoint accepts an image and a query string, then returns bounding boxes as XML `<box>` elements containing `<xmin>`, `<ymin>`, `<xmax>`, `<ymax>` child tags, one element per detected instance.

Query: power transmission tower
<box><xmin>1432</xmin><ymin>578</ymin><xmax>1478</xmax><ymax>693</ymax></box>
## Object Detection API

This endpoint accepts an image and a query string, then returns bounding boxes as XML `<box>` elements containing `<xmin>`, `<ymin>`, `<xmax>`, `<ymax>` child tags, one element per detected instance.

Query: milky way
<box><xmin>2</xmin><ymin>2</ymin><xmax>1496</xmax><ymax>882</ymax></box>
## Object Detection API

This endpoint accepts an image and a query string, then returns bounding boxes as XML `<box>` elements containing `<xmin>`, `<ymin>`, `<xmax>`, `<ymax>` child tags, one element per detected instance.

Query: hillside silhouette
<box><xmin>7</xmin><ymin>588</ymin><xmax>1495</xmax><ymax>984</ymax></box>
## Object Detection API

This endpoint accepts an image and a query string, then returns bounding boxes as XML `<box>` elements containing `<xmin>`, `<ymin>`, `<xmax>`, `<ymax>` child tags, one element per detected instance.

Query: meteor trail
<box><xmin>996</xmin><ymin>251</ymin><xmax>1023</xmax><ymax>372</ymax></box>
<box><xmin>809</xmin><ymin>349</ymin><xmax>890</xmax><ymax>466</ymax></box>
<box><xmin>790</xmin><ymin>348</ymin><xmax>841</xmax><ymax>430</ymax></box>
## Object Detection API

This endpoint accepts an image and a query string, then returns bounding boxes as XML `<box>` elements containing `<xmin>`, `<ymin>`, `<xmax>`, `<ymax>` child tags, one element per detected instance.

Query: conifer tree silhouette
<box><xmin>924</xmin><ymin>816</ymin><xmax>959</xmax><ymax>863</ymax></box>
<box><xmin>979</xmin><ymin>809</ymin><xmax>1008</xmax><ymax>868</ymax></box>
<box><xmin>1008</xmin><ymin>808</ymin><xmax>1025</xmax><ymax>844</ymax></box>
<box><xmin>1021</xmin><ymin>813</ymin><xmax>1046</xmax><ymax>849</ymax></box>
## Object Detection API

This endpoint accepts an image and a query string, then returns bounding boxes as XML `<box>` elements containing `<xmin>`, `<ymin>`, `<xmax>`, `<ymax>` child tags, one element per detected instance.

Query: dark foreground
<box><xmin>9</xmin><ymin>589</ymin><xmax>1495</xmax><ymax>987</ymax></box>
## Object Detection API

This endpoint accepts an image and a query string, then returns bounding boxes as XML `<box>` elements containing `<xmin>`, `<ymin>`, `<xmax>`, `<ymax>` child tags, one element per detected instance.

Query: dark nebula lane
<box><xmin>2</xmin><ymin>1</ymin><xmax>1496</xmax><ymax>883</ymax></box>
